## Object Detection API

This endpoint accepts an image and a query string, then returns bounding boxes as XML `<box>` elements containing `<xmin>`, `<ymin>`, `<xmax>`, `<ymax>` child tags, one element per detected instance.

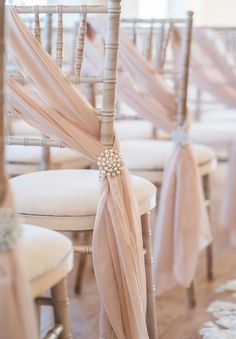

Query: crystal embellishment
<box><xmin>97</xmin><ymin>148</ymin><xmax>124</xmax><ymax>180</ymax></box>
<box><xmin>0</xmin><ymin>208</ymin><xmax>21</xmax><ymax>252</ymax></box>
<box><xmin>171</xmin><ymin>126</ymin><xmax>189</xmax><ymax>146</ymax></box>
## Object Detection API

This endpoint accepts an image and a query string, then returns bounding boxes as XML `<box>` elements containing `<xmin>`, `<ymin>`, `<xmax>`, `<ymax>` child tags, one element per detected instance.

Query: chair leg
<box><xmin>203</xmin><ymin>174</ymin><xmax>214</xmax><ymax>281</ymax></box>
<box><xmin>75</xmin><ymin>253</ymin><xmax>88</xmax><ymax>294</ymax></box>
<box><xmin>74</xmin><ymin>231</ymin><xmax>90</xmax><ymax>294</ymax></box>
<box><xmin>34</xmin><ymin>301</ymin><xmax>41</xmax><ymax>336</ymax></box>
<box><xmin>186</xmin><ymin>282</ymin><xmax>196</xmax><ymax>308</ymax></box>
<box><xmin>141</xmin><ymin>212</ymin><xmax>158</xmax><ymax>339</ymax></box>
<box><xmin>51</xmin><ymin>278</ymin><xmax>71</xmax><ymax>339</ymax></box>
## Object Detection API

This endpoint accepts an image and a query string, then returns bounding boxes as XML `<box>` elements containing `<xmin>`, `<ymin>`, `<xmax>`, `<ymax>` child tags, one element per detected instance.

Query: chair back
<box><xmin>7</xmin><ymin>1</ymin><xmax>121</xmax><ymax>162</ymax></box>
<box><xmin>122</xmin><ymin>13</ymin><xmax>193</xmax><ymax>126</ymax></box>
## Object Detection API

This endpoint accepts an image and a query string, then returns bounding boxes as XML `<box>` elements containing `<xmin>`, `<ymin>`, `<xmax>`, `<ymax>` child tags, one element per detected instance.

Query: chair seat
<box><xmin>190</xmin><ymin>122</ymin><xmax>236</xmax><ymax>147</ymax></box>
<box><xmin>11</xmin><ymin>170</ymin><xmax>156</xmax><ymax>231</ymax></box>
<box><xmin>190</xmin><ymin>122</ymin><xmax>236</xmax><ymax>159</ymax></box>
<box><xmin>120</xmin><ymin>139</ymin><xmax>216</xmax><ymax>179</ymax></box>
<box><xmin>115</xmin><ymin>119</ymin><xmax>155</xmax><ymax>140</ymax></box>
<box><xmin>6</xmin><ymin>145</ymin><xmax>91</xmax><ymax>175</ymax></box>
<box><xmin>21</xmin><ymin>224</ymin><xmax>73</xmax><ymax>297</ymax></box>
<box><xmin>200</xmin><ymin>109</ymin><xmax>236</xmax><ymax>123</ymax></box>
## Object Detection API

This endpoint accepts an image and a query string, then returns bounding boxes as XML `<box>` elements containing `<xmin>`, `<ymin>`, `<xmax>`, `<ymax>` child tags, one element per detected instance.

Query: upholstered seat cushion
<box><xmin>11</xmin><ymin>170</ymin><xmax>156</xmax><ymax>217</ymax></box>
<box><xmin>120</xmin><ymin>139</ymin><xmax>215</xmax><ymax>170</ymax></box>
<box><xmin>115</xmin><ymin>119</ymin><xmax>155</xmax><ymax>140</ymax></box>
<box><xmin>190</xmin><ymin>122</ymin><xmax>236</xmax><ymax>148</ymax></box>
<box><xmin>200</xmin><ymin>109</ymin><xmax>236</xmax><ymax>123</ymax></box>
<box><xmin>21</xmin><ymin>224</ymin><xmax>73</xmax><ymax>282</ymax></box>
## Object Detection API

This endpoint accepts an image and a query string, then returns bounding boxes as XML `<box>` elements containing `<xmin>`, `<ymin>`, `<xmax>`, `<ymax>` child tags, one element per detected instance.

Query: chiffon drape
<box><xmin>87</xmin><ymin>21</ymin><xmax>212</xmax><ymax>294</ymax></box>
<box><xmin>7</xmin><ymin>8</ymin><xmax>149</xmax><ymax>338</ymax></box>
<box><xmin>173</xmin><ymin>28</ymin><xmax>236</xmax><ymax>239</ymax></box>
<box><xmin>0</xmin><ymin>184</ymin><xmax>38</xmax><ymax>339</ymax></box>
<box><xmin>173</xmin><ymin>28</ymin><xmax>236</xmax><ymax>108</ymax></box>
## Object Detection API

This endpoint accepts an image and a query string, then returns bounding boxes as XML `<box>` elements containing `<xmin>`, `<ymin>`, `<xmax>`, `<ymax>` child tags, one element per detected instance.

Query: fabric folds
<box><xmin>0</xmin><ymin>184</ymin><xmax>38</xmax><ymax>339</ymax></box>
<box><xmin>153</xmin><ymin>145</ymin><xmax>211</xmax><ymax>294</ymax></box>
<box><xmin>173</xmin><ymin>28</ymin><xmax>236</xmax><ymax>238</ymax></box>
<box><xmin>173</xmin><ymin>28</ymin><xmax>236</xmax><ymax>108</ymax></box>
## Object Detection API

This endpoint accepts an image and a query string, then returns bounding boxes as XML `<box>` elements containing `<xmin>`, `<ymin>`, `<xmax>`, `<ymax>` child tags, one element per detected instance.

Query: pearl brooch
<box><xmin>171</xmin><ymin>126</ymin><xmax>189</xmax><ymax>146</ymax></box>
<box><xmin>97</xmin><ymin>148</ymin><xmax>124</xmax><ymax>180</ymax></box>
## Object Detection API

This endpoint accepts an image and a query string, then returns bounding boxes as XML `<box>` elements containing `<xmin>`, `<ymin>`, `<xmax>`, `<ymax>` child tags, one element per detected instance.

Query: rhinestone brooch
<box><xmin>97</xmin><ymin>148</ymin><xmax>124</xmax><ymax>179</ymax></box>
<box><xmin>171</xmin><ymin>126</ymin><xmax>189</xmax><ymax>146</ymax></box>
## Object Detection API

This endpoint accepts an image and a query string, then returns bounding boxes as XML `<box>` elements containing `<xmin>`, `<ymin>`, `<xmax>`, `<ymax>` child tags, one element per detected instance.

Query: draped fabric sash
<box><xmin>0</xmin><ymin>184</ymin><xmax>38</xmax><ymax>339</ymax></box>
<box><xmin>88</xmin><ymin>20</ymin><xmax>212</xmax><ymax>294</ymax></box>
<box><xmin>173</xmin><ymin>28</ymin><xmax>236</xmax><ymax>238</ymax></box>
<box><xmin>173</xmin><ymin>28</ymin><xmax>236</xmax><ymax>108</ymax></box>
<box><xmin>7</xmin><ymin>8</ymin><xmax>149</xmax><ymax>338</ymax></box>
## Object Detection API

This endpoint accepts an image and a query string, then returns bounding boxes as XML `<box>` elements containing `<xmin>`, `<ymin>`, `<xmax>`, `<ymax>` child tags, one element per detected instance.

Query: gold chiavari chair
<box><xmin>116</xmin><ymin>14</ymin><xmax>216</xmax><ymax>304</ymax></box>
<box><xmin>8</xmin><ymin>2</ymin><xmax>158</xmax><ymax>338</ymax></box>
<box><xmin>50</xmin><ymin>11</ymin><xmax>215</xmax><ymax>306</ymax></box>
<box><xmin>1</xmin><ymin>3</ymin><xmax>73</xmax><ymax>338</ymax></box>
<box><xmin>54</xmin><ymin>11</ymin><xmax>215</xmax><ymax>306</ymax></box>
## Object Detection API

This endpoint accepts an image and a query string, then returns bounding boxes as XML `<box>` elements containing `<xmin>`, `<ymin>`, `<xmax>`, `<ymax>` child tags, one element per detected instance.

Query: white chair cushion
<box><xmin>200</xmin><ymin>109</ymin><xmax>236</xmax><ymax>123</ymax></box>
<box><xmin>190</xmin><ymin>122</ymin><xmax>236</xmax><ymax>147</ymax></box>
<box><xmin>11</xmin><ymin>170</ymin><xmax>156</xmax><ymax>217</ymax></box>
<box><xmin>115</xmin><ymin>119</ymin><xmax>154</xmax><ymax>140</ymax></box>
<box><xmin>120</xmin><ymin>139</ymin><xmax>215</xmax><ymax>170</ymax></box>
<box><xmin>20</xmin><ymin>224</ymin><xmax>73</xmax><ymax>282</ymax></box>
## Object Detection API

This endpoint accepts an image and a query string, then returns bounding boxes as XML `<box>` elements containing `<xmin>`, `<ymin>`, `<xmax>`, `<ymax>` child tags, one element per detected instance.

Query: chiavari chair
<box><xmin>57</xmin><ymin>11</ymin><xmax>215</xmax><ymax>306</ymax></box>
<box><xmin>46</xmin><ymin>11</ymin><xmax>216</xmax><ymax>306</ymax></box>
<box><xmin>115</xmin><ymin>14</ymin><xmax>216</xmax><ymax>304</ymax></box>
<box><xmin>1</xmin><ymin>3</ymin><xmax>73</xmax><ymax>338</ymax></box>
<box><xmin>8</xmin><ymin>2</ymin><xmax>158</xmax><ymax>338</ymax></box>
<box><xmin>119</xmin><ymin>17</ymin><xmax>236</xmax><ymax>164</ymax></box>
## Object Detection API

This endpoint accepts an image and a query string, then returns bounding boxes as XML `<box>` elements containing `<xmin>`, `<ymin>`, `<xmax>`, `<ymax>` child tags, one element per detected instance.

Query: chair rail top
<box><xmin>12</xmin><ymin>5</ymin><xmax>114</xmax><ymax>15</ymax></box>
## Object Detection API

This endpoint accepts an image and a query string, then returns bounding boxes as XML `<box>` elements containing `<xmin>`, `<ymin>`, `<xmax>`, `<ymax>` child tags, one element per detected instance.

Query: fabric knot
<box><xmin>0</xmin><ymin>208</ymin><xmax>21</xmax><ymax>252</ymax></box>
<box><xmin>171</xmin><ymin>126</ymin><xmax>189</xmax><ymax>146</ymax></box>
<box><xmin>97</xmin><ymin>148</ymin><xmax>124</xmax><ymax>180</ymax></box>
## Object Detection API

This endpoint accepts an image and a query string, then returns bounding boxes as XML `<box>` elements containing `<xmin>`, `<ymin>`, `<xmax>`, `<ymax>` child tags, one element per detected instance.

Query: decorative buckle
<box><xmin>0</xmin><ymin>208</ymin><xmax>21</xmax><ymax>252</ymax></box>
<box><xmin>171</xmin><ymin>126</ymin><xmax>189</xmax><ymax>146</ymax></box>
<box><xmin>97</xmin><ymin>148</ymin><xmax>124</xmax><ymax>180</ymax></box>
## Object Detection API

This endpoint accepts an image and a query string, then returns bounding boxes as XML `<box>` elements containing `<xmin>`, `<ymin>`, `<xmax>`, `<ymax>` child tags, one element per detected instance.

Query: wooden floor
<box><xmin>67</xmin><ymin>164</ymin><xmax>236</xmax><ymax>339</ymax></box>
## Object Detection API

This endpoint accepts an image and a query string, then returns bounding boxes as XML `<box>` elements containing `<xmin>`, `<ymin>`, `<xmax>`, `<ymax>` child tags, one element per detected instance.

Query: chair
<box><xmin>0</xmin><ymin>4</ymin><xmax>73</xmax><ymax>338</ymax></box>
<box><xmin>117</xmin><ymin>15</ymin><xmax>216</xmax><ymax>289</ymax></box>
<box><xmin>8</xmin><ymin>3</ymin><xmax>158</xmax><ymax>338</ymax></box>
<box><xmin>21</xmin><ymin>224</ymin><xmax>73</xmax><ymax>339</ymax></box>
